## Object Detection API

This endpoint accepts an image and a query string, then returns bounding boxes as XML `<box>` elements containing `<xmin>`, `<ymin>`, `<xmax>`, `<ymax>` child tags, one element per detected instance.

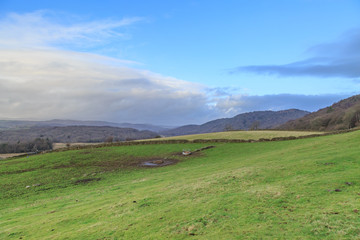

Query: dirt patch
<box><xmin>2</xmin><ymin>167</ymin><xmax>40</xmax><ymax>175</ymax></box>
<box><xmin>135</xmin><ymin>146</ymin><xmax>215</xmax><ymax>167</ymax></box>
<box><xmin>52</xmin><ymin>164</ymin><xmax>74</xmax><ymax>169</ymax></box>
<box><xmin>74</xmin><ymin>178</ymin><xmax>101</xmax><ymax>184</ymax></box>
<box><xmin>173</xmin><ymin>145</ymin><xmax>215</xmax><ymax>157</ymax></box>
<box><xmin>93</xmin><ymin>154</ymin><xmax>182</xmax><ymax>170</ymax></box>
<box><xmin>193</xmin><ymin>145</ymin><xmax>215</xmax><ymax>152</ymax></box>
<box><xmin>93</xmin><ymin>159</ymin><xmax>131</xmax><ymax>171</ymax></box>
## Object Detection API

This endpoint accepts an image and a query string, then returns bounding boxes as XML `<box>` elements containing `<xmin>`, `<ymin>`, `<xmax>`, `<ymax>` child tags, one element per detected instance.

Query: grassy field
<box><xmin>1</xmin><ymin>131</ymin><xmax>359</xmax><ymax>239</ymax></box>
<box><xmin>153</xmin><ymin>130</ymin><xmax>323</xmax><ymax>141</ymax></box>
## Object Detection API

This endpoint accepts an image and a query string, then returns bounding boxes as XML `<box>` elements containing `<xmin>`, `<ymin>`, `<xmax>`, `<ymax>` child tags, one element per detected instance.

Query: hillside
<box><xmin>0</xmin><ymin>126</ymin><xmax>159</xmax><ymax>143</ymax></box>
<box><xmin>1</xmin><ymin>131</ymin><xmax>359</xmax><ymax>239</ymax></box>
<box><xmin>0</xmin><ymin>119</ymin><xmax>169</xmax><ymax>132</ymax></box>
<box><xmin>162</xmin><ymin>109</ymin><xmax>309</xmax><ymax>136</ymax></box>
<box><xmin>279</xmin><ymin>94</ymin><xmax>360</xmax><ymax>131</ymax></box>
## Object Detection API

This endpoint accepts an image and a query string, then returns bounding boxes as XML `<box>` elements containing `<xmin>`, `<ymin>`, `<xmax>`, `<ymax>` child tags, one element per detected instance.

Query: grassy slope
<box><xmin>156</xmin><ymin>130</ymin><xmax>322</xmax><ymax>141</ymax></box>
<box><xmin>1</xmin><ymin>131</ymin><xmax>359</xmax><ymax>239</ymax></box>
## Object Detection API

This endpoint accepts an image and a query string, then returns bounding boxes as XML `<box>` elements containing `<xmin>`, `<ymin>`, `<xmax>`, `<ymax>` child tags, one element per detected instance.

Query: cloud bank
<box><xmin>232</xmin><ymin>28</ymin><xmax>360</xmax><ymax>78</ymax></box>
<box><xmin>212</xmin><ymin>94</ymin><xmax>351</xmax><ymax>116</ymax></box>
<box><xmin>0</xmin><ymin>49</ymin><xmax>212</xmax><ymax>125</ymax></box>
<box><xmin>0</xmin><ymin>11</ymin><xmax>213</xmax><ymax>125</ymax></box>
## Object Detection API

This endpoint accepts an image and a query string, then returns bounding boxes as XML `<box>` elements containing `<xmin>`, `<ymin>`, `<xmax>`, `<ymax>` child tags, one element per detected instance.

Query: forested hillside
<box><xmin>279</xmin><ymin>95</ymin><xmax>360</xmax><ymax>131</ymax></box>
<box><xmin>0</xmin><ymin>126</ymin><xmax>159</xmax><ymax>144</ymax></box>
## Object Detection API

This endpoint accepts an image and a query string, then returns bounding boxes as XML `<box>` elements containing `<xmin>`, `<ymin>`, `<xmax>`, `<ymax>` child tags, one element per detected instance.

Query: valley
<box><xmin>2</xmin><ymin>2</ymin><xmax>358</xmax><ymax>239</ymax></box>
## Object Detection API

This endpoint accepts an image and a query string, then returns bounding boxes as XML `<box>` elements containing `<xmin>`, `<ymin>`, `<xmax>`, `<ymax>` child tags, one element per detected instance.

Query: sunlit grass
<box><xmin>153</xmin><ymin>130</ymin><xmax>323</xmax><ymax>141</ymax></box>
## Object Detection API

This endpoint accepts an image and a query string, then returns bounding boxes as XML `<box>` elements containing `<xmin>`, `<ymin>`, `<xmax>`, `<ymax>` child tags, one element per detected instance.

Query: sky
<box><xmin>0</xmin><ymin>0</ymin><xmax>360</xmax><ymax>126</ymax></box>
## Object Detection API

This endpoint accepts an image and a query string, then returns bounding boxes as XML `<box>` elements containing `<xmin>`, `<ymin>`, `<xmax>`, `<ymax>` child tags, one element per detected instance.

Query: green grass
<box><xmin>1</xmin><ymin>131</ymin><xmax>360</xmax><ymax>239</ymax></box>
<box><xmin>151</xmin><ymin>130</ymin><xmax>323</xmax><ymax>141</ymax></box>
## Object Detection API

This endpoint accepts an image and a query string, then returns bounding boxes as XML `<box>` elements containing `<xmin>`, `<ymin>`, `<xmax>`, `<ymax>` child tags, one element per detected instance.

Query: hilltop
<box><xmin>162</xmin><ymin>109</ymin><xmax>309</xmax><ymax>136</ymax></box>
<box><xmin>279</xmin><ymin>94</ymin><xmax>360</xmax><ymax>131</ymax></box>
<box><xmin>0</xmin><ymin>119</ymin><xmax>169</xmax><ymax>132</ymax></box>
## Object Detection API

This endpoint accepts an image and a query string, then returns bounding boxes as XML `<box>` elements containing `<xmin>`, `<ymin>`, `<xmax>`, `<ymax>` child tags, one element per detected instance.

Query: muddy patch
<box><xmin>172</xmin><ymin>145</ymin><xmax>215</xmax><ymax>157</ymax></box>
<box><xmin>138</xmin><ymin>146</ymin><xmax>215</xmax><ymax>167</ymax></box>
<box><xmin>2</xmin><ymin>167</ymin><xmax>40</xmax><ymax>175</ymax></box>
<box><xmin>52</xmin><ymin>164</ymin><xmax>74</xmax><ymax>169</ymax></box>
<box><xmin>74</xmin><ymin>177</ymin><xmax>101</xmax><ymax>184</ymax></box>
<box><xmin>139</xmin><ymin>159</ymin><xmax>178</xmax><ymax>167</ymax></box>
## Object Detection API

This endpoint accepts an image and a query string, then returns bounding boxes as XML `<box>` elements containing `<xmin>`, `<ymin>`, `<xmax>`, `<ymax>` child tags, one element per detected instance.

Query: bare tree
<box><xmin>224</xmin><ymin>124</ymin><xmax>234</xmax><ymax>131</ymax></box>
<box><xmin>250</xmin><ymin>121</ymin><xmax>260</xmax><ymax>130</ymax></box>
<box><xmin>105</xmin><ymin>136</ymin><xmax>114</xmax><ymax>143</ymax></box>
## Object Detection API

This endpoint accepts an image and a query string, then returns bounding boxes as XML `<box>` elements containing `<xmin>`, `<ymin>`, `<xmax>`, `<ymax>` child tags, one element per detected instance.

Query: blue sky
<box><xmin>0</xmin><ymin>0</ymin><xmax>359</xmax><ymax>125</ymax></box>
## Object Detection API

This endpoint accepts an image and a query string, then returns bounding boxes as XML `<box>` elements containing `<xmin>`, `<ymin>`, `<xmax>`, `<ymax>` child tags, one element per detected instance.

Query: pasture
<box><xmin>154</xmin><ymin>130</ymin><xmax>323</xmax><ymax>141</ymax></box>
<box><xmin>1</xmin><ymin>130</ymin><xmax>359</xmax><ymax>239</ymax></box>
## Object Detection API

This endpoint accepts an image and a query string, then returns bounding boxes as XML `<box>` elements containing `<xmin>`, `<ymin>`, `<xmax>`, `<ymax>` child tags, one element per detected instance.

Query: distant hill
<box><xmin>0</xmin><ymin>126</ymin><xmax>159</xmax><ymax>143</ymax></box>
<box><xmin>161</xmin><ymin>109</ymin><xmax>309</xmax><ymax>136</ymax></box>
<box><xmin>278</xmin><ymin>95</ymin><xmax>360</xmax><ymax>131</ymax></box>
<box><xmin>0</xmin><ymin>119</ymin><xmax>169</xmax><ymax>132</ymax></box>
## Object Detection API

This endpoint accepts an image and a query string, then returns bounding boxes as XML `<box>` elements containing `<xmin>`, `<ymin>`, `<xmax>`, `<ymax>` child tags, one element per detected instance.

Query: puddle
<box><xmin>140</xmin><ymin>159</ymin><xmax>176</xmax><ymax>167</ymax></box>
<box><xmin>142</xmin><ymin>162</ymin><xmax>159</xmax><ymax>166</ymax></box>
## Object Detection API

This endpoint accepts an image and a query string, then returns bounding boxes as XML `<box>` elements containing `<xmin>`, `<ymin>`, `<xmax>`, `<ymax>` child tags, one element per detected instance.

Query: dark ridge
<box><xmin>161</xmin><ymin>109</ymin><xmax>309</xmax><ymax>136</ymax></box>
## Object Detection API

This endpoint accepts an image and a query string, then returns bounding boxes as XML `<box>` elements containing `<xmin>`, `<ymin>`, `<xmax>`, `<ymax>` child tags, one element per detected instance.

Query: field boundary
<box><xmin>47</xmin><ymin>128</ymin><xmax>357</xmax><ymax>152</ymax></box>
<box><xmin>4</xmin><ymin>128</ymin><xmax>358</xmax><ymax>159</ymax></box>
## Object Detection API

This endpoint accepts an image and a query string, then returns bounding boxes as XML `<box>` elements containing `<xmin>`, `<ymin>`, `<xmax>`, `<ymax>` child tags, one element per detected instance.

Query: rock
<box><xmin>25</xmin><ymin>185</ymin><xmax>30</xmax><ymax>188</ymax></box>
<box><xmin>182</xmin><ymin>151</ymin><xmax>191</xmax><ymax>156</ymax></box>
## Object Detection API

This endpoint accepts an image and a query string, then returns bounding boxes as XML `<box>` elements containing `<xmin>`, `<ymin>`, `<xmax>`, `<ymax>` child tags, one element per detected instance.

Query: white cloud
<box><xmin>0</xmin><ymin>10</ymin><xmax>142</xmax><ymax>48</ymax></box>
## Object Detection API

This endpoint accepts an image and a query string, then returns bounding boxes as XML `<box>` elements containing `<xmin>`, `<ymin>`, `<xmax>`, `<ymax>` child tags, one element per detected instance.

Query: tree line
<box><xmin>0</xmin><ymin>138</ymin><xmax>53</xmax><ymax>154</ymax></box>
